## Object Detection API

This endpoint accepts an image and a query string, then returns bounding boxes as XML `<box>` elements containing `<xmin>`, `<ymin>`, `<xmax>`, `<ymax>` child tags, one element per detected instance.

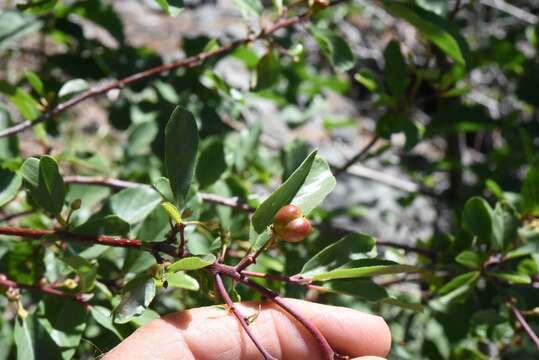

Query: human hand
<box><xmin>105</xmin><ymin>298</ymin><xmax>391</xmax><ymax>360</ymax></box>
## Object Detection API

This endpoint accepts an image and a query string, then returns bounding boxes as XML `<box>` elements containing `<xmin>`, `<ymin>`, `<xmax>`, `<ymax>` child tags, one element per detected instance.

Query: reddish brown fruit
<box><xmin>273</xmin><ymin>204</ymin><xmax>302</xmax><ymax>232</ymax></box>
<box><xmin>279</xmin><ymin>217</ymin><xmax>312</xmax><ymax>243</ymax></box>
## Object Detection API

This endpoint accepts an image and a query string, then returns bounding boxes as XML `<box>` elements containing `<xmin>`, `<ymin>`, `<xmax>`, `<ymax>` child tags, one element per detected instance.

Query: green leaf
<box><xmin>137</xmin><ymin>206</ymin><xmax>169</xmax><ymax>242</ymax></box>
<box><xmin>0</xmin><ymin>169</ymin><xmax>22</xmax><ymax>207</ymax></box>
<box><xmin>381</xmin><ymin>297</ymin><xmax>423</xmax><ymax>312</ymax></box>
<box><xmin>488</xmin><ymin>272</ymin><xmax>531</xmax><ymax>285</ymax></box>
<box><xmin>20</xmin><ymin>156</ymin><xmax>66</xmax><ymax>214</ymax></box>
<box><xmin>355</xmin><ymin>69</ymin><xmax>383</xmax><ymax>94</ymax></box>
<box><xmin>37</xmin><ymin>298</ymin><xmax>87</xmax><ymax>360</ymax></box>
<box><xmin>381</xmin><ymin>1</ymin><xmax>466</xmax><ymax>64</ymax></box>
<box><xmin>14</xmin><ymin>316</ymin><xmax>35</xmax><ymax>360</ymax></box>
<box><xmin>90</xmin><ymin>306</ymin><xmax>122</xmax><ymax>340</ymax></box>
<box><xmin>254</xmin><ymin>50</ymin><xmax>280</xmax><ymax>91</ymax></box>
<box><xmin>167</xmin><ymin>254</ymin><xmax>216</xmax><ymax>272</ymax></box>
<box><xmin>522</xmin><ymin>158</ymin><xmax>539</xmax><ymax>215</ymax></box>
<box><xmin>321</xmin><ymin>278</ymin><xmax>389</xmax><ymax>302</ymax></box>
<box><xmin>462</xmin><ymin>197</ymin><xmax>492</xmax><ymax>242</ymax></box>
<box><xmin>232</xmin><ymin>122</ymin><xmax>261</xmax><ymax>171</ymax></box>
<box><xmin>383</xmin><ymin>40</ymin><xmax>408</xmax><ymax>97</ymax></box>
<box><xmin>301</xmin><ymin>233</ymin><xmax>376</xmax><ymax>278</ymax></box>
<box><xmin>252</xmin><ymin>150</ymin><xmax>317</xmax><ymax>234</ymax></box>
<box><xmin>72</xmin><ymin>215</ymin><xmax>129</xmax><ymax>236</ymax></box>
<box><xmin>309</xmin><ymin>26</ymin><xmax>355</xmax><ymax>72</ymax></box>
<box><xmin>24</xmin><ymin>70</ymin><xmax>44</xmax><ymax>96</ymax></box>
<box><xmin>109</xmin><ymin>186</ymin><xmax>161</xmax><ymax>224</ymax></box>
<box><xmin>455</xmin><ymin>251</ymin><xmax>481</xmax><ymax>269</ymax></box>
<box><xmin>196</xmin><ymin>138</ymin><xmax>226</xmax><ymax>189</ymax></box>
<box><xmin>126</xmin><ymin>120</ymin><xmax>158</xmax><ymax>156</ymax></box>
<box><xmin>58</xmin><ymin>79</ymin><xmax>89</xmax><ymax>99</ymax></box>
<box><xmin>471</xmin><ymin>309</ymin><xmax>507</xmax><ymax>325</ymax></box>
<box><xmin>290</xmin><ymin>154</ymin><xmax>336</xmax><ymax>216</ymax></box>
<box><xmin>0</xmin><ymin>107</ymin><xmax>19</xmax><ymax>159</ymax></box>
<box><xmin>154</xmin><ymin>0</ymin><xmax>183</xmax><ymax>16</ymax></box>
<box><xmin>165</xmin><ymin>271</ymin><xmax>200</xmax><ymax>291</ymax></box>
<box><xmin>164</xmin><ymin>107</ymin><xmax>199</xmax><ymax>207</ymax></box>
<box><xmin>312</xmin><ymin>258</ymin><xmax>416</xmax><ymax>281</ymax></box>
<box><xmin>491</xmin><ymin>202</ymin><xmax>519</xmax><ymax>250</ymax></box>
<box><xmin>438</xmin><ymin>271</ymin><xmax>479</xmax><ymax>296</ymax></box>
<box><xmin>153</xmin><ymin>177</ymin><xmax>174</xmax><ymax>202</ymax></box>
<box><xmin>0</xmin><ymin>81</ymin><xmax>40</xmax><ymax>120</ymax></box>
<box><xmin>113</xmin><ymin>275</ymin><xmax>156</xmax><ymax>324</ymax></box>
<box><xmin>0</xmin><ymin>11</ymin><xmax>42</xmax><ymax>52</ymax></box>
<box><xmin>233</xmin><ymin>0</ymin><xmax>263</xmax><ymax>18</ymax></box>
<box><xmin>63</xmin><ymin>256</ymin><xmax>97</xmax><ymax>292</ymax></box>
<box><xmin>17</xmin><ymin>0</ymin><xmax>58</xmax><ymax>15</ymax></box>
<box><xmin>281</xmin><ymin>139</ymin><xmax>310</xmax><ymax>180</ymax></box>
<box><xmin>321</xmin><ymin>278</ymin><xmax>422</xmax><ymax>312</ymax></box>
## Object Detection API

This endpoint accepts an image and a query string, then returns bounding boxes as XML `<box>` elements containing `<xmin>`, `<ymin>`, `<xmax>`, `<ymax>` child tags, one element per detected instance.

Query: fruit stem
<box><xmin>235</xmin><ymin>232</ymin><xmax>276</xmax><ymax>272</ymax></box>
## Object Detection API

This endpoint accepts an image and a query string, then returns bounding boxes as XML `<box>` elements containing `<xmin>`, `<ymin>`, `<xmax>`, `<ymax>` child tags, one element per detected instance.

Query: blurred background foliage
<box><xmin>1</xmin><ymin>0</ymin><xmax>539</xmax><ymax>359</ymax></box>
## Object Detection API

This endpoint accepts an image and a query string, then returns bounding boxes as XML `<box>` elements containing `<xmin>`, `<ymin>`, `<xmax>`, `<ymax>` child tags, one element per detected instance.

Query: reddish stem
<box><xmin>214</xmin><ymin>273</ymin><xmax>277</xmax><ymax>360</ymax></box>
<box><xmin>0</xmin><ymin>226</ymin><xmax>142</xmax><ymax>248</ymax></box>
<box><xmin>63</xmin><ymin>176</ymin><xmax>255</xmax><ymax>211</ymax></box>
<box><xmin>240</xmin><ymin>277</ymin><xmax>335</xmax><ymax>360</ymax></box>
<box><xmin>213</xmin><ymin>263</ymin><xmax>335</xmax><ymax>360</ymax></box>
<box><xmin>64</xmin><ymin>175</ymin><xmax>139</xmax><ymax>189</ymax></box>
<box><xmin>62</xmin><ymin>176</ymin><xmax>435</xmax><ymax>257</ymax></box>
<box><xmin>0</xmin><ymin>273</ymin><xmax>86</xmax><ymax>304</ymax></box>
<box><xmin>509</xmin><ymin>303</ymin><xmax>539</xmax><ymax>349</ymax></box>
<box><xmin>178</xmin><ymin>223</ymin><xmax>186</xmax><ymax>258</ymax></box>
<box><xmin>236</xmin><ymin>233</ymin><xmax>276</xmax><ymax>272</ymax></box>
<box><xmin>0</xmin><ymin>2</ymin><xmax>339</xmax><ymax>139</ymax></box>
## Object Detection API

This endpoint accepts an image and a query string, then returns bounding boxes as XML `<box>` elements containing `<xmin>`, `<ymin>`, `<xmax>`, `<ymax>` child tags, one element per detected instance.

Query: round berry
<box><xmin>273</xmin><ymin>204</ymin><xmax>302</xmax><ymax>231</ymax></box>
<box><xmin>279</xmin><ymin>217</ymin><xmax>312</xmax><ymax>243</ymax></box>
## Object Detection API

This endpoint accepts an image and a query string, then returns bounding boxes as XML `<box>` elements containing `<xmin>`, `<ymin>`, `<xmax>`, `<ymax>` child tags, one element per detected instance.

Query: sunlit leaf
<box><xmin>381</xmin><ymin>1</ymin><xmax>466</xmax><ymax>64</ymax></box>
<box><xmin>110</xmin><ymin>186</ymin><xmax>161</xmax><ymax>224</ymax></box>
<box><xmin>165</xmin><ymin>271</ymin><xmax>199</xmax><ymax>291</ymax></box>
<box><xmin>167</xmin><ymin>254</ymin><xmax>216</xmax><ymax>272</ymax></box>
<box><xmin>301</xmin><ymin>233</ymin><xmax>375</xmax><ymax>278</ymax></box>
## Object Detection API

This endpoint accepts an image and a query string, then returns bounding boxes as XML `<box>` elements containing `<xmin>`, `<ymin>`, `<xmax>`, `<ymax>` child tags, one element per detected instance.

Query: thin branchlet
<box><xmin>214</xmin><ymin>273</ymin><xmax>277</xmax><ymax>360</ymax></box>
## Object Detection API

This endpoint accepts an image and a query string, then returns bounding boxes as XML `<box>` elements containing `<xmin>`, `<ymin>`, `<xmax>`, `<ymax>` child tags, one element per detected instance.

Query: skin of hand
<box><xmin>104</xmin><ymin>298</ymin><xmax>391</xmax><ymax>360</ymax></box>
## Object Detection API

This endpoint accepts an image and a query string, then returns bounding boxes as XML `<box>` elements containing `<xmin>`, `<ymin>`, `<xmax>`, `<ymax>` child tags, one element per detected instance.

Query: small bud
<box><xmin>71</xmin><ymin>199</ymin><xmax>82</xmax><ymax>210</ymax></box>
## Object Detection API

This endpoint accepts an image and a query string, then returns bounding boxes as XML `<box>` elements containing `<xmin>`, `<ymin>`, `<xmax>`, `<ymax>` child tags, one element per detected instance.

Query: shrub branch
<box><xmin>0</xmin><ymin>273</ymin><xmax>86</xmax><ymax>304</ymax></box>
<box><xmin>214</xmin><ymin>273</ymin><xmax>277</xmax><ymax>360</ymax></box>
<box><xmin>0</xmin><ymin>2</ymin><xmax>346</xmax><ymax>139</ymax></box>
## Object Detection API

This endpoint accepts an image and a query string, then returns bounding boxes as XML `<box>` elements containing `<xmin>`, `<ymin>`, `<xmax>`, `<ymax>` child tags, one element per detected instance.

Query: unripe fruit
<box><xmin>273</xmin><ymin>204</ymin><xmax>302</xmax><ymax>232</ymax></box>
<box><xmin>278</xmin><ymin>217</ymin><xmax>312</xmax><ymax>243</ymax></box>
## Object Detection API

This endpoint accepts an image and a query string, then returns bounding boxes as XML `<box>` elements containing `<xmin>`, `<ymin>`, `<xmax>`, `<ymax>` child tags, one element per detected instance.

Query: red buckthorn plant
<box><xmin>1</xmin><ymin>0</ymin><xmax>539</xmax><ymax>359</ymax></box>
